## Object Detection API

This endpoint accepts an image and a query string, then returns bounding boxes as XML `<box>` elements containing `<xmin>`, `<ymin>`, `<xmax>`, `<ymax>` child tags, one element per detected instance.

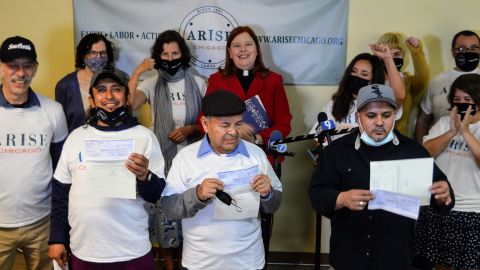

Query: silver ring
<box><xmin>359</xmin><ymin>201</ymin><xmax>365</xmax><ymax>207</ymax></box>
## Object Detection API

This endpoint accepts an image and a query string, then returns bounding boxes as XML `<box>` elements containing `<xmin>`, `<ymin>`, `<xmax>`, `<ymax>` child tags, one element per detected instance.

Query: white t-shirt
<box><xmin>163</xmin><ymin>140</ymin><xmax>282</xmax><ymax>270</ymax></box>
<box><xmin>0</xmin><ymin>94</ymin><xmax>68</xmax><ymax>227</ymax></box>
<box><xmin>424</xmin><ymin>116</ymin><xmax>480</xmax><ymax>213</ymax></box>
<box><xmin>420</xmin><ymin>68</ymin><xmax>480</xmax><ymax>125</ymax></box>
<box><xmin>54</xmin><ymin>124</ymin><xmax>165</xmax><ymax>262</ymax></box>
<box><xmin>309</xmin><ymin>100</ymin><xmax>403</xmax><ymax>140</ymax></box>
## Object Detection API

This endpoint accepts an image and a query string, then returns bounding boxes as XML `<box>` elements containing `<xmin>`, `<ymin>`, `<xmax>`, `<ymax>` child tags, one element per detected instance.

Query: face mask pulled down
<box><xmin>94</xmin><ymin>106</ymin><xmax>129</xmax><ymax>126</ymax></box>
<box><xmin>358</xmin><ymin>118</ymin><xmax>395</xmax><ymax>147</ymax></box>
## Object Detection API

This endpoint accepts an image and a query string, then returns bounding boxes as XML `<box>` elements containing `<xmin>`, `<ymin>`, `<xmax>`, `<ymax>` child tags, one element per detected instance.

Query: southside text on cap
<box><xmin>202</xmin><ymin>90</ymin><xmax>246</xmax><ymax>117</ymax></box>
<box><xmin>90</xmin><ymin>66</ymin><xmax>129</xmax><ymax>91</ymax></box>
<box><xmin>356</xmin><ymin>84</ymin><xmax>397</xmax><ymax>111</ymax></box>
<box><xmin>0</xmin><ymin>36</ymin><xmax>37</xmax><ymax>62</ymax></box>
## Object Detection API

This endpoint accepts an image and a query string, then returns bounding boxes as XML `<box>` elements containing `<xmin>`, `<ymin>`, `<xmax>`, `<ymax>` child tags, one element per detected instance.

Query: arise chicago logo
<box><xmin>179</xmin><ymin>6</ymin><xmax>238</xmax><ymax>71</ymax></box>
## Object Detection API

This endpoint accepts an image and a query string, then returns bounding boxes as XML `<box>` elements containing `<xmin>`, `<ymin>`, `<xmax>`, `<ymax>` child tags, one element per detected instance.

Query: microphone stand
<box><xmin>261</xmin><ymin>149</ymin><xmax>295</xmax><ymax>269</ymax></box>
<box><xmin>314</xmin><ymin>149</ymin><xmax>324</xmax><ymax>270</ymax></box>
<box><xmin>265</xmin><ymin>150</ymin><xmax>295</xmax><ymax>175</ymax></box>
<box><xmin>314</xmin><ymin>137</ymin><xmax>332</xmax><ymax>270</ymax></box>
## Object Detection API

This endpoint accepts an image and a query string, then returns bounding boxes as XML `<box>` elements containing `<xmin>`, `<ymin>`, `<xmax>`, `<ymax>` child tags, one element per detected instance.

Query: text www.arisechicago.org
<box><xmin>257</xmin><ymin>35</ymin><xmax>343</xmax><ymax>45</ymax></box>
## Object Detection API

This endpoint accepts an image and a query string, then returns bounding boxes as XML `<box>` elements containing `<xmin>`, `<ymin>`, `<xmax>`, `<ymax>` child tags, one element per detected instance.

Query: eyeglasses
<box><xmin>454</xmin><ymin>46</ymin><xmax>480</xmax><ymax>53</ymax></box>
<box><xmin>85</xmin><ymin>50</ymin><xmax>108</xmax><ymax>58</ymax></box>
<box><xmin>5</xmin><ymin>62</ymin><xmax>36</xmax><ymax>73</ymax></box>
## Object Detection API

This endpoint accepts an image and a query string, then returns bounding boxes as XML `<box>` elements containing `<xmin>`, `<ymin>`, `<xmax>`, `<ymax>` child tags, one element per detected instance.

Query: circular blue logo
<box><xmin>179</xmin><ymin>6</ymin><xmax>238</xmax><ymax>72</ymax></box>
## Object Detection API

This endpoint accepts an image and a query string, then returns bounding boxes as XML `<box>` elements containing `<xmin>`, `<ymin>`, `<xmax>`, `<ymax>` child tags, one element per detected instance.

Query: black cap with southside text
<box><xmin>0</xmin><ymin>36</ymin><xmax>37</xmax><ymax>63</ymax></box>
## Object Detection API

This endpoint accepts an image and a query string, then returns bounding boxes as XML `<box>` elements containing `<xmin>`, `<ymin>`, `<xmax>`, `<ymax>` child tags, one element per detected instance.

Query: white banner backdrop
<box><xmin>73</xmin><ymin>0</ymin><xmax>348</xmax><ymax>85</ymax></box>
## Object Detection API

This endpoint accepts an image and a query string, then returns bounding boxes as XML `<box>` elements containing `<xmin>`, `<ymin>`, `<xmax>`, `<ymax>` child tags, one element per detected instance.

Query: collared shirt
<box><xmin>162</xmin><ymin>138</ymin><xmax>282</xmax><ymax>270</ymax></box>
<box><xmin>197</xmin><ymin>135</ymin><xmax>250</xmax><ymax>158</ymax></box>
<box><xmin>0</xmin><ymin>86</ymin><xmax>40</xmax><ymax>108</ymax></box>
<box><xmin>196</xmin><ymin>135</ymin><xmax>274</xmax><ymax>200</ymax></box>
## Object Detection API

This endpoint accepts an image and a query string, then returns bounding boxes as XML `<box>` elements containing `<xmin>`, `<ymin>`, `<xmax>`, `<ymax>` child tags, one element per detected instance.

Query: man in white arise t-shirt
<box><xmin>0</xmin><ymin>36</ymin><xmax>68</xmax><ymax>270</ymax></box>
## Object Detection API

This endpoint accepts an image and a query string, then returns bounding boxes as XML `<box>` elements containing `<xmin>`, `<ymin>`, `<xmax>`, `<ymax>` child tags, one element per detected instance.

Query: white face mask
<box><xmin>358</xmin><ymin>118</ymin><xmax>395</xmax><ymax>147</ymax></box>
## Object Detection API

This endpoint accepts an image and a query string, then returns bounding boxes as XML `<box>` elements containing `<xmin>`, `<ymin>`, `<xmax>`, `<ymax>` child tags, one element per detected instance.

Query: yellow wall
<box><xmin>0</xmin><ymin>1</ymin><xmax>74</xmax><ymax>99</ymax></box>
<box><xmin>2</xmin><ymin>0</ymin><xmax>479</xmax><ymax>254</ymax></box>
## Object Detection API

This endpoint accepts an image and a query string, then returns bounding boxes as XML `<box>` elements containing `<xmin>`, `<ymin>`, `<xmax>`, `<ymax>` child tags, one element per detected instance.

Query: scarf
<box><xmin>153</xmin><ymin>67</ymin><xmax>202</xmax><ymax>174</ymax></box>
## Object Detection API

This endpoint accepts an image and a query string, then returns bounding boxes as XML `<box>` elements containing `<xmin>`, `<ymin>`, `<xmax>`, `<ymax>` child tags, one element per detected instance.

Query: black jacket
<box><xmin>309</xmin><ymin>130</ymin><xmax>454</xmax><ymax>270</ymax></box>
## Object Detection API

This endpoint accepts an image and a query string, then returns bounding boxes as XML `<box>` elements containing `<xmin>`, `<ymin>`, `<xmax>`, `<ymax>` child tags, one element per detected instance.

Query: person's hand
<box><xmin>369</xmin><ymin>43</ymin><xmax>393</xmax><ymax>61</ymax></box>
<box><xmin>406</xmin><ymin>37</ymin><xmax>420</xmax><ymax>48</ymax></box>
<box><xmin>449</xmin><ymin>106</ymin><xmax>461</xmax><ymax>136</ymax></box>
<box><xmin>197</xmin><ymin>178</ymin><xmax>224</xmax><ymax>201</ymax></box>
<box><xmin>252</xmin><ymin>174</ymin><xmax>271</xmax><ymax>197</ymax></box>
<box><xmin>48</xmin><ymin>244</ymin><xmax>68</xmax><ymax>270</ymax></box>
<box><xmin>430</xmin><ymin>180</ymin><xmax>452</xmax><ymax>206</ymax></box>
<box><xmin>134</xmin><ymin>58</ymin><xmax>155</xmax><ymax>76</ymax></box>
<box><xmin>238</xmin><ymin>123</ymin><xmax>256</xmax><ymax>143</ymax></box>
<box><xmin>126</xmin><ymin>153</ymin><xmax>149</xmax><ymax>181</ymax></box>
<box><xmin>169</xmin><ymin>125</ymin><xmax>194</xmax><ymax>143</ymax></box>
<box><xmin>336</xmin><ymin>189</ymin><xmax>374</xmax><ymax>211</ymax></box>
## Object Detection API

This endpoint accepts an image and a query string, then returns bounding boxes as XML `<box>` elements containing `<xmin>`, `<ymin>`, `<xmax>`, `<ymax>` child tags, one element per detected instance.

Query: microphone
<box><xmin>317</xmin><ymin>112</ymin><xmax>335</xmax><ymax>144</ymax></box>
<box><xmin>268</xmin><ymin>130</ymin><xmax>287</xmax><ymax>153</ymax></box>
<box><xmin>314</xmin><ymin>112</ymin><xmax>325</xmax><ymax>135</ymax></box>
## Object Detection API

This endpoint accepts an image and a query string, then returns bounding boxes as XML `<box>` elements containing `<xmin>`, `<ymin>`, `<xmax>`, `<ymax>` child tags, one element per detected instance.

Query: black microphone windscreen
<box><xmin>318</xmin><ymin>112</ymin><xmax>328</xmax><ymax>123</ymax></box>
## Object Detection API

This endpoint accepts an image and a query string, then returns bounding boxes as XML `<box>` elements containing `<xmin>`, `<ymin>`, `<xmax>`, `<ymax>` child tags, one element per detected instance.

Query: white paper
<box><xmin>217</xmin><ymin>165</ymin><xmax>259</xmax><ymax>190</ymax></box>
<box><xmin>368</xmin><ymin>190</ymin><xmax>421</xmax><ymax>220</ymax></box>
<box><xmin>213</xmin><ymin>186</ymin><xmax>260</xmax><ymax>220</ymax></box>
<box><xmin>84</xmin><ymin>139</ymin><xmax>135</xmax><ymax>161</ymax></box>
<box><xmin>53</xmin><ymin>260</ymin><xmax>68</xmax><ymax>270</ymax></box>
<box><xmin>370</xmin><ymin>158</ymin><xmax>433</xmax><ymax>205</ymax></box>
<box><xmin>84</xmin><ymin>162</ymin><xmax>136</xmax><ymax>199</ymax></box>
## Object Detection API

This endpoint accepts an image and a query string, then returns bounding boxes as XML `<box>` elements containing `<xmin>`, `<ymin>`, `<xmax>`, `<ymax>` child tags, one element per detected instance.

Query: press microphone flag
<box><xmin>317</xmin><ymin>112</ymin><xmax>335</xmax><ymax>144</ymax></box>
<box><xmin>268</xmin><ymin>130</ymin><xmax>287</xmax><ymax>153</ymax></box>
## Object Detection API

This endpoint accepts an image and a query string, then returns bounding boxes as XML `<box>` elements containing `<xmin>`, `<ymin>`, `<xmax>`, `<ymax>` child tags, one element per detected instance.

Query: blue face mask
<box><xmin>359</xmin><ymin>120</ymin><xmax>395</xmax><ymax>147</ymax></box>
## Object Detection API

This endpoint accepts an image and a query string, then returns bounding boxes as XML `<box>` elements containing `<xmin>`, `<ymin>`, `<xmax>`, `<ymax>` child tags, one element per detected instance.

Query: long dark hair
<box><xmin>331</xmin><ymin>53</ymin><xmax>385</xmax><ymax>121</ymax></box>
<box><xmin>220</xmin><ymin>26</ymin><xmax>269</xmax><ymax>77</ymax></box>
<box><xmin>151</xmin><ymin>30</ymin><xmax>191</xmax><ymax>68</ymax></box>
<box><xmin>75</xmin><ymin>33</ymin><xmax>114</xmax><ymax>68</ymax></box>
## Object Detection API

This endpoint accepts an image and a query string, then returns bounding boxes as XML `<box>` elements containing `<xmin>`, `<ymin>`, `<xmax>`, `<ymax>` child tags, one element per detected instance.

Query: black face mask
<box><xmin>155</xmin><ymin>58</ymin><xmax>183</xmax><ymax>76</ymax></box>
<box><xmin>455</xmin><ymin>52</ymin><xmax>480</xmax><ymax>72</ymax></box>
<box><xmin>393</xmin><ymin>58</ymin><xmax>404</xmax><ymax>71</ymax></box>
<box><xmin>452</xmin><ymin>102</ymin><xmax>477</xmax><ymax>120</ymax></box>
<box><xmin>347</xmin><ymin>75</ymin><xmax>370</xmax><ymax>95</ymax></box>
<box><xmin>94</xmin><ymin>106</ymin><xmax>129</xmax><ymax>126</ymax></box>
<box><xmin>216</xmin><ymin>190</ymin><xmax>233</xmax><ymax>205</ymax></box>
